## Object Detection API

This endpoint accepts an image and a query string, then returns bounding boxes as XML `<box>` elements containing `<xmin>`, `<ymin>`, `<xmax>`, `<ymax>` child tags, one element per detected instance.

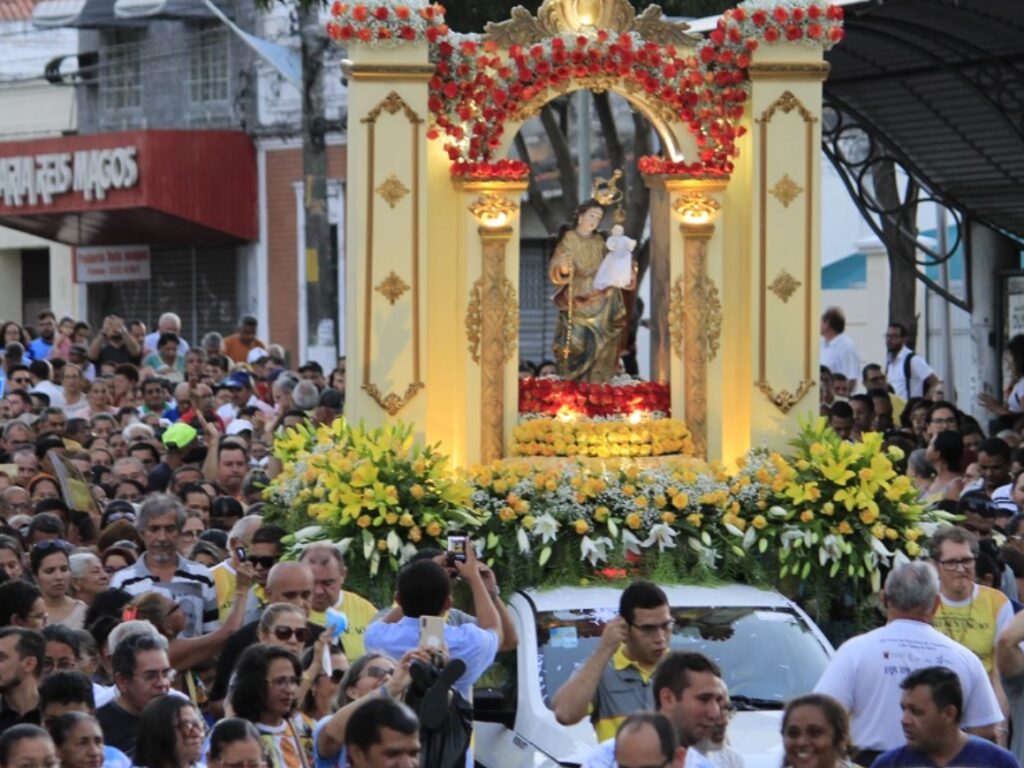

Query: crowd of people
<box><xmin>2</xmin><ymin>302</ymin><xmax>1024</xmax><ymax>768</ymax></box>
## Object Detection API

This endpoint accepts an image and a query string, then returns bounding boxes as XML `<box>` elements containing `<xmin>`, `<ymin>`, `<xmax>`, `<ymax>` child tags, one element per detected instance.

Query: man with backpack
<box><xmin>885</xmin><ymin>323</ymin><xmax>938</xmax><ymax>400</ymax></box>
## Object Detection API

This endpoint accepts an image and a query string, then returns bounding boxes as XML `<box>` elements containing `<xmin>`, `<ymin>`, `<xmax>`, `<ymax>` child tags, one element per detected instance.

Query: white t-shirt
<box><xmin>821</xmin><ymin>333</ymin><xmax>861</xmax><ymax>384</ymax></box>
<box><xmin>885</xmin><ymin>346</ymin><xmax>935</xmax><ymax>399</ymax></box>
<box><xmin>814</xmin><ymin>619</ymin><xmax>1001</xmax><ymax>751</ymax></box>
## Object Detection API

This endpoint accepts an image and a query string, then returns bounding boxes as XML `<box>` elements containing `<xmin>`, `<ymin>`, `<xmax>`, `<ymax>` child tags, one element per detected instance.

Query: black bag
<box><xmin>404</xmin><ymin>657</ymin><xmax>472</xmax><ymax>768</ymax></box>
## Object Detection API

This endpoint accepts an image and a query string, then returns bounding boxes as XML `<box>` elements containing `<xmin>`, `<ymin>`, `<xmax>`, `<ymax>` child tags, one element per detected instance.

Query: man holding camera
<box><xmin>364</xmin><ymin>538</ymin><xmax>502</xmax><ymax>699</ymax></box>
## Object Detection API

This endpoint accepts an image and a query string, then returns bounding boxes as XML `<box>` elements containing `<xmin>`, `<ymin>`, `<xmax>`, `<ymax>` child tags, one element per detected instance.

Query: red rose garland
<box><xmin>519</xmin><ymin>377</ymin><xmax>671</xmax><ymax>419</ymax></box>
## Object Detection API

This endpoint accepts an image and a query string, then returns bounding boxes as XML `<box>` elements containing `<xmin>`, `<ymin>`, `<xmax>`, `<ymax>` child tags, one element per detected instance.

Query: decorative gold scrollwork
<box><xmin>375</xmin><ymin>271</ymin><xmax>410</xmax><ymax>305</ymax></box>
<box><xmin>667</xmin><ymin>273</ymin><xmax>721</xmax><ymax>362</ymax></box>
<box><xmin>755</xmin><ymin>379</ymin><xmax>815</xmax><ymax>414</ymax></box>
<box><xmin>362</xmin><ymin>382</ymin><xmax>425</xmax><ymax>416</ymax></box>
<box><xmin>465</xmin><ymin>276</ymin><xmax>519</xmax><ymax>364</ymax></box>
<box><xmin>768</xmin><ymin>269</ymin><xmax>802</xmax><ymax>303</ymax></box>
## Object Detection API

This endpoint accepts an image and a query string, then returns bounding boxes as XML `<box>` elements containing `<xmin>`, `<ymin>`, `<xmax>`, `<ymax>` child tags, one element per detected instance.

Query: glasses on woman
<box><xmin>176</xmin><ymin>718</ymin><xmax>206</xmax><ymax>736</ymax></box>
<box><xmin>364</xmin><ymin>665</ymin><xmax>395</xmax><ymax>680</ymax></box>
<box><xmin>272</xmin><ymin>626</ymin><xmax>310</xmax><ymax>643</ymax></box>
<box><xmin>32</xmin><ymin>539</ymin><xmax>71</xmax><ymax>554</ymax></box>
<box><xmin>268</xmin><ymin>676</ymin><xmax>300</xmax><ymax>689</ymax></box>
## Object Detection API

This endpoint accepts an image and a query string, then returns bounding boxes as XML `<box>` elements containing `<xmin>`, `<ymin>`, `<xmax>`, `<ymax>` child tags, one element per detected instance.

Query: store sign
<box><xmin>75</xmin><ymin>245</ymin><xmax>151</xmax><ymax>283</ymax></box>
<box><xmin>0</xmin><ymin>146</ymin><xmax>139</xmax><ymax>207</ymax></box>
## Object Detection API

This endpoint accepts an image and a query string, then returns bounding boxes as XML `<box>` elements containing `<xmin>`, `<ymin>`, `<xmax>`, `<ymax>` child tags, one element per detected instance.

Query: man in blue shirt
<box><xmin>871</xmin><ymin>666</ymin><xmax>1020</xmax><ymax>768</ymax></box>
<box><xmin>27</xmin><ymin>311</ymin><xmax>56</xmax><ymax>361</ymax></box>
<box><xmin>364</xmin><ymin>540</ymin><xmax>502</xmax><ymax>700</ymax></box>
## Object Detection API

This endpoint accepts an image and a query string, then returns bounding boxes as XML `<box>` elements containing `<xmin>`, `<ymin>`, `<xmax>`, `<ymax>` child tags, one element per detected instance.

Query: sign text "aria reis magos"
<box><xmin>0</xmin><ymin>146</ymin><xmax>140</xmax><ymax>207</ymax></box>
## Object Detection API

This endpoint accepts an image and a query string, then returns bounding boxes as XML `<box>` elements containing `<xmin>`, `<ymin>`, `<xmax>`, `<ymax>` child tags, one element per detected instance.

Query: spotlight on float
<box><xmin>468</xmin><ymin>192</ymin><xmax>519</xmax><ymax>229</ymax></box>
<box><xmin>672</xmin><ymin>192</ymin><xmax>722</xmax><ymax>227</ymax></box>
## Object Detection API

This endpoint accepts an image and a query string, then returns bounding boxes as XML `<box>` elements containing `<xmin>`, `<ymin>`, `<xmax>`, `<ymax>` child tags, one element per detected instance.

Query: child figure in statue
<box><xmin>549</xmin><ymin>200</ymin><xmax>636</xmax><ymax>383</ymax></box>
<box><xmin>593</xmin><ymin>224</ymin><xmax>637</xmax><ymax>290</ymax></box>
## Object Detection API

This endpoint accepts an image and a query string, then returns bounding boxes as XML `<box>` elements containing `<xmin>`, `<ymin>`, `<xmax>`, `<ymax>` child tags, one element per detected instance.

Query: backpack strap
<box><xmin>903</xmin><ymin>351</ymin><xmax>916</xmax><ymax>397</ymax></box>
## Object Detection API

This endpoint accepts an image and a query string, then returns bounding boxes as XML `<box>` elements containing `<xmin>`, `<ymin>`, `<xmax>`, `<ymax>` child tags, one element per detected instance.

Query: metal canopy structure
<box><xmin>822</xmin><ymin>0</ymin><xmax>1024</xmax><ymax>307</ymax></box>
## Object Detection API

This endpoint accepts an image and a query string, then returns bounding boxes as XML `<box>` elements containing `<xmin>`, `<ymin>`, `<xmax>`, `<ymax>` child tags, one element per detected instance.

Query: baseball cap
<box><xmin>247</xmin><ymin>348</ymin><xmax>269</xmax><ymax>365</ymax></box>
<box><xmin>162</xmin><ymin>423</ymin><xmax>198</xmax><ymax>450</ymax></box>
<box><xmin>226</xmin><ymin>419</ymin><xmax>254</xmax><ymax>436</ymax></box>
<box><xmin>227</xmin><ymin>371</ymin><xmax>252</xmax><ymax>389</ymax></box>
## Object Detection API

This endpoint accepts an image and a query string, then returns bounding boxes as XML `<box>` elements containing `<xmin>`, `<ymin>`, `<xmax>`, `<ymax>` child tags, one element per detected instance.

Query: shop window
<box><xmin>100</xmin><ymin>29</ymin><xmax>144</xmax><ymax>117</ymax></box>
<box><xmin>187</xmin><ymin>24</ymin><xmax>230</xmax><ymax>109</ymax></box>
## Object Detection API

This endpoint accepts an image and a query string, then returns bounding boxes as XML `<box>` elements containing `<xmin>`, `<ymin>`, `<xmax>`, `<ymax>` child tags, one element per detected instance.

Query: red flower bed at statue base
<box><xmin>519</xmin><ymin>377</ymin><xmax>670</xmax><ymax>419</ymax></box>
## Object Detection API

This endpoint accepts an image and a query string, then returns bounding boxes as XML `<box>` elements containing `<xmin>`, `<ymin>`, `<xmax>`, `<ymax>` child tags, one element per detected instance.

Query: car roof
<box><xmin>519</xmin><ymin>583</ymin><xmax>796</xmax><ymax>612</ymax></box>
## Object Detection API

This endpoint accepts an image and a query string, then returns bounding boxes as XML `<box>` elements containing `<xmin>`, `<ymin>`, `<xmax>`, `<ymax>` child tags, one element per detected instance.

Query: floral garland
<box><xmin>510</xmin><ymin>417</ymin><xmax>693</xmax><ymax>458</ymax></box>
<box><xmin>519</xmin><ymin>376</ymin><xmax>670</xmax><ymax>418</ymax></box>
<box><xmin>636</xmin><ymin>156</ymin><xmax>731</xmax><ymax>178</ymax></box>
<box><xmin>326</xmin><ymin>0</ymin><xmax>448</xmax><ymax>46</ymax></box>
<box><xmin>331</xmin><ymin>0</ymin><xmax>844</xmax><ymax>169</ymax></box>
<box><xmin>450</xmin><ymin>158</ymin><xmax>530</xmax><ymax>181</ymax></box>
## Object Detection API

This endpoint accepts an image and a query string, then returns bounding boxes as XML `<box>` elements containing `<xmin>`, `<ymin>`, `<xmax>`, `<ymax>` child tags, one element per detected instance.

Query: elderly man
<box><xmin>142</xmin><ymin>312</ymin><xmax>190</xmax><ymax>356</ymax></box>
<box><xmin>210</xmin><ymin>515</ymin><xmax>272</xmax><ymax>623</ymax></box>
<box><xmin>614</xmin><ymin>713</ymin><xmax>686</xmax><ymax>768</ymax></box>
<box><xmin>298</xmin><ymin>543</ymin><xmax>378</xmax><ymax>660</ymax></box>
<box><xmin>0</xmin><ymin>486</ymin><xmax>31</xmax><ymax>521</ymax></box>
<box><xmin>109</xmin><ymin>495</ymin><xmax>218</xmax><ymax>639</ymax></box>
<box><xmin>96</xmin><ymin>633</ymin><xmax>173</xmax><ymax>757</ymax></box>
<box><xmin>815</xmin><ymin>562</ymin><xmax>1002</xmax><ymax>766</ymax></box>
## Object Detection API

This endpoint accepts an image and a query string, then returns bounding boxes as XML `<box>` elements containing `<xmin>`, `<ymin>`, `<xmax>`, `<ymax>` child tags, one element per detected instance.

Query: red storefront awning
<box><xmin>0</xmin><ymin>130</ymin><xmax>256</xmax><ymax>246</ymax></box>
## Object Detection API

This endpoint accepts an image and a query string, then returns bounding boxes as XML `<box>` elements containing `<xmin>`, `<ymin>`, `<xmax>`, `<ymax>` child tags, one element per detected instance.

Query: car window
<box><xmin>536</xmin><ymin>605</ymin><xmax>829</xmax><ymax>708</ymax></box>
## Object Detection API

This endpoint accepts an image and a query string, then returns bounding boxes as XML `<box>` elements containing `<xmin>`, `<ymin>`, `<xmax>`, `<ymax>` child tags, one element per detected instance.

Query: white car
<box><xmin>473</xmin><ymin>584</ymin><xmax>834</xmax><ymax>768</ymax></box>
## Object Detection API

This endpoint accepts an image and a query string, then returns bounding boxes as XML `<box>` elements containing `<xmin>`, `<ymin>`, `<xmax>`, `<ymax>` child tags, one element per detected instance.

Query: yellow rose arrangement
<box><xmin>510</xmin><ymin>418</ymin><xmax>694</xmax><ymax>458</ymax></box>
<box><xmin>721</xmin><ymin>416</ymin><xmax>954</xmax><ymax>595</ymax></box>
<box><xmin>264</xmin><ymin>418</ymin><xmax>477</xmax><ymax>604</ymax></box>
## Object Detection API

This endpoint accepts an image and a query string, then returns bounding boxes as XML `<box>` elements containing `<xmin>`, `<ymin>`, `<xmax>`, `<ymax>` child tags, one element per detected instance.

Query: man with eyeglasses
<box><xmin>0</xmin><ymin>486</ymin><xmax>31</xmax><ymax>522</ymax></box>
<box><xmin>930</xmin><ymin>525</ymin><xmax>1012</xmax><ymax>726</ymax></box>
<box><xmin>552</xmin><ymin>581</ymin><xmax>673</xmax><ymax>743</ymax></box>
<box><xmin>0</xmin><ymin>628</ymin><xmax>44</xmax><ymax>731</ymax></box>
<box><xmin>815</xmin><ymin>562</ymin><xmax>1001</xmax><ymax>765</ymax></box>
<box><xmin>884</xmin><ymin>323</ymin><xmax>938</xmax><ymax>400</ymax></box>
<box><xmin>96</xmin><ymin>632</ymin><xmax>173</xmax><ymax>757</ymax></box>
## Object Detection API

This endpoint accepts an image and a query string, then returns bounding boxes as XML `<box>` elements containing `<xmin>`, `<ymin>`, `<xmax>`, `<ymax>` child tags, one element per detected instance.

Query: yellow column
<box><xmin>664</xmin><ymin>180</ymin><xmax>725</xmax><ymax>460</ymax></box>
<box><xmin>743</xmin><ymin>44</ymin><xmax>829</xmax><ymax>449</ymax></box>
<box><xmin>456</xmin><ymin>182</ymin><xmax>526</xmax><ymax>465</ymax></box>
<box><xmin>342</xmin><ymin>43</ymin><xmax>434</xmax><ymax>434</ymax></box>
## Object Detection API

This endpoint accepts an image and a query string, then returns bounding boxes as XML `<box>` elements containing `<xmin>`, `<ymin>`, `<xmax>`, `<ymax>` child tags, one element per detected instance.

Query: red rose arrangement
<box><xmin>519</xmin><ymin>377</ymin><xmax>670</xmax><ymax>419</ymax></box>
<box><xmin>327</xmin><ymin>0</ymin><xmax>448</xmax><ymax>47</ymax></box>
<box><xmin>450</xmin><ymin>159</ymin><xmax>530</xmax><ymax>181</ymax></box>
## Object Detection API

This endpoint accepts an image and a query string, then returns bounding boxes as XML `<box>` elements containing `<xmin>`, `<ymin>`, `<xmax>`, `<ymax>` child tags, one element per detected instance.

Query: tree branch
<box><xmin>541</xmin><ymin>102</ymin><xmax>578</xmax><ymax>213</ymax></box>
<box><xmin>593</xmin><ymin>92</ymin><xmax>624</xmax><ymax>173</ymax></box>
<box><xmin>515</xmin><ymin>133</ymin><xmax>562</xmax><ymax>234</ymax></box>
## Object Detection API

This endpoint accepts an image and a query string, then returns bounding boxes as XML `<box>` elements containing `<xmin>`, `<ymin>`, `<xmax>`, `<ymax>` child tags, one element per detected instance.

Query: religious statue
<box><xmin>549</xmin><ymin>199</ymin><xmax>636</xmax><ymax>382</ymax></box>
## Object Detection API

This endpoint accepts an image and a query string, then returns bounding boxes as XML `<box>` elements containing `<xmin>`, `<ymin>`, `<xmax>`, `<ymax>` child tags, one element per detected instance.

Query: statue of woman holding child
<box><xmin>549</xmin><ymin>199</ymin><xmax>636</xmax><ymax>383</ymax></box>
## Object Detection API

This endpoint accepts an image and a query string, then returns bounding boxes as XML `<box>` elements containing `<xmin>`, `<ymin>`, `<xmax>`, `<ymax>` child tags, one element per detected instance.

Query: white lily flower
<box><xmin>742</xmin><ymin>525</ymin><xmax>757</xmax><ymax>550</ymax></box>
<box><xmin>780</xmin><ymin>529</ymin><xmax>803</xmax><ymax>553</ymax></box>
<box><xmin>768</xmin><ymin>505</ymin><xmax>789</xmax><ymax>519</ymax></box>
<box><xmin>580</xmin><ymin>536</ymin><xmax>614</xmax><ymax>566</ymax></box>
<box><xmin>893</xmin><ymin>549</ymin><xmax>911</xmax><ymax>568</ymax></box>
<box><xmin>696</xmin><ymin>543</ymin><xmax>718</xmax><ymax>569</ymax></box>
<box><xmin>399</xmin><ymin>543</ymin><xmax>418</xmax><ymax>565</ymax></box>
<box><xmin>724</xmin><ymin>523</ymin><xmax>744</xmax><ymax>537</ymax></box>
<box><xmin>294</xmin><ymin>525</ymin><xmax>325</xmax><ymax>541</ymax></box>
<box><xmin>622</xmin><ymin>529</ymin><xmax>643</xmax><ymax>555</ymax></box>
<box><xmin>516</xmin><ymin>527</ymin><xmax>531</xmax><ymax>555</ymax></box>
<box><xmin>870</xmin><ymin>536</ymin><xmax>892</xmax><ymax>561</ymax></box>
<box><xmin>386</xmin><ymin>530</ymin><xmax>402</xmax><ymax>556</ymax></box>
<box><xmin>532</xmin><ymin>514</ymin><xmax>560</xmax><ymax>545</ymax></box>
<box><xmin>334</xmin><ymin>538</ymin><xmax>353</xmax><ymax>557</ymax></box>
<box><xmin>641</xmin><ymin>524</ymin><xmax>678</xmax><ymax>552</ymax></box>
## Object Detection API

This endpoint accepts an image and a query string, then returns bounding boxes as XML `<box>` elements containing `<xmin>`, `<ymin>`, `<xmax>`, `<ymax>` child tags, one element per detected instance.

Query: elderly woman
<box><xmin>69</xmin><ymin>552</ymin><xmax>109</xmax><ymax>606</ymax></box>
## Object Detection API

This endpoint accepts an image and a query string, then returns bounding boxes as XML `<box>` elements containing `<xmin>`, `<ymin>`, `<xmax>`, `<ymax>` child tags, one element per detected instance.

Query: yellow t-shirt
<box><xmin>308</xmin><ymin>590</ymin><xmax>378</xmax><ymax>661</ymax></box>
<box><xmin>933</xmin><ymin>584</ymin><xmax>1011</xmax><ymax>675</ymax></box>
<box><xmin>211</xmin><ymin>563</ymin><xmax>265</xmax><ymax>624</ymax></box>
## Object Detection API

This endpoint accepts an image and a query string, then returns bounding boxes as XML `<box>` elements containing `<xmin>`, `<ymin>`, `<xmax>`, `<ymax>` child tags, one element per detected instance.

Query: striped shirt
<box><xmin>111</xmin><ymin>554</ymin><xmax>219</xmax><ymax>638</ymax></box>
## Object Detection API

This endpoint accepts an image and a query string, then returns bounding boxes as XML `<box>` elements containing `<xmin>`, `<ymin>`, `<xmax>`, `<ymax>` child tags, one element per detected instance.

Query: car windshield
<box><xmin>537</xmin><ymin>605</ymin><xmax>829</xmax><ymax>708</ymax></box>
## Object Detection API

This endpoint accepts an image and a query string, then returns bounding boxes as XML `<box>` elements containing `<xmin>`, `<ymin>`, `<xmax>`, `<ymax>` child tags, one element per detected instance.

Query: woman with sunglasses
<box><xmin>258</xmin><ymin>605</ymin><xmax>311</xmax><ymax>657</ymax></box>
<box><xmin>298</xmin><ymin>640</ymin><xmax>348</xmax><ymax>722</ymax></box>
<box><xmin>134</xmin><ymin>695</ymin><xmax>206</xmax><ymax>768</ymax></box>
<box><xmin>31</xmin><ymin>540</ymin><xmax>87</xmax><ymax>629</ymax></box>
<box><xmin>230</xmin><ymin>644</ymin><xmax>313</xmax><ymax>768</ymax></box>
<box><xmin>206</xmin><ymin>718</ymin><xmax>267</xmax><ymax>768</ymax></box>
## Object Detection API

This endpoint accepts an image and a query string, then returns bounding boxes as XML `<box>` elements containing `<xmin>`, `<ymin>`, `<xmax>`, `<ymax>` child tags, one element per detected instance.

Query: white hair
<box><xmin>108</xmin><ymin>619</ymin><xmax>164</xmax><ymax>655</ymax></box>
<box><xmin>69</xmin><ymin>552</ymin><xmax>101</xmax><ymax>579</ymax></box>
<box><xmin>122</xmin><ymin>423</ymin><xmax>155</xmax><ymax>442</ymax></box>
<box><xmin>158</xmin><ymin>312</ymin><xmax>182</xmax><ymax>330</ymax></box>
<box><xmin>229</xmin><ymin>514</ymin><xmax>265</xmax><ymax>546</ymax></box>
